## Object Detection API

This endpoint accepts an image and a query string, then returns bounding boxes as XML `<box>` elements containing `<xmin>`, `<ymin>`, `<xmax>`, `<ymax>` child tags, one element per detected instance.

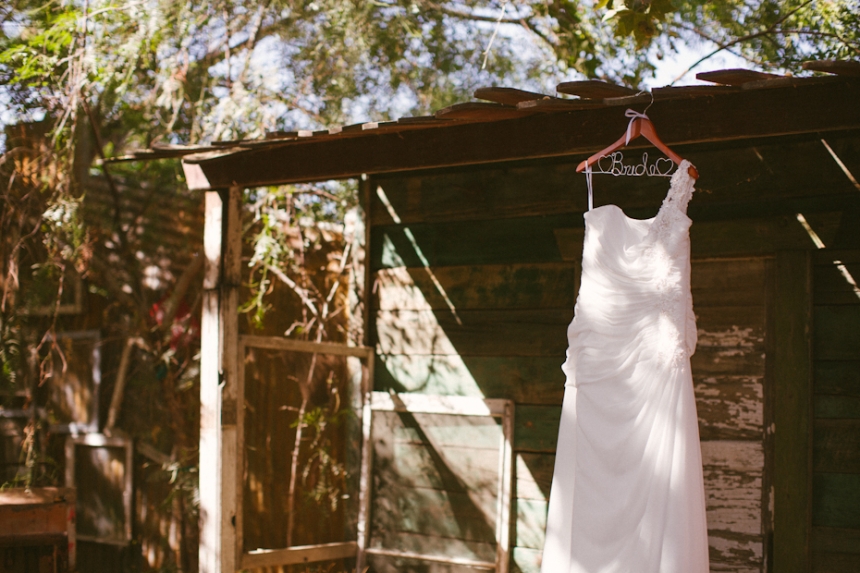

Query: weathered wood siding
<box><xmin>368</xmin><ymin>130</ymin><xmax>860</xmax><ymax>572</ymax></box>
<box><xmin>812</xmin><ymin>249</ymin><xmax>860</xmax><ymax>573</ymax></box>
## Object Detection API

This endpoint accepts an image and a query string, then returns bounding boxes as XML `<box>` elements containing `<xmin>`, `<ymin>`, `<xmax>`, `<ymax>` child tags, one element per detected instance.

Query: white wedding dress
<box><xmin>540</xmin><ymin>161</ymin><xmax>710</xmax><ymax>573</ymax></box>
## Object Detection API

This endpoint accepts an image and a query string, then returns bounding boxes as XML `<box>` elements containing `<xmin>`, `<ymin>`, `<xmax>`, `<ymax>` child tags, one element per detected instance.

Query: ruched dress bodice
<box><xmin>541</xmin><ymin>161</ymin><xmax>710</xmax><ymax>573</ymax></box>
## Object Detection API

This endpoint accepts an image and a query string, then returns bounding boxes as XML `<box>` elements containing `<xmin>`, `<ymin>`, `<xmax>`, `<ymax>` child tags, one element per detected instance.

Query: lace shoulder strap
<box><xmin>661</xmin><ymin>159</ymin><xmax>696</xmax><ymax>215</ymax></box>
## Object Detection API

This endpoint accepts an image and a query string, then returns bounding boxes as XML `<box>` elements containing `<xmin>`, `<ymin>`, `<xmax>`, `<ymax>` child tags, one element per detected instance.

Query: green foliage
<box><xmin>598</xmin><ymin>0</ymin><xmax>859</xmax><ymax>75</ymax></box>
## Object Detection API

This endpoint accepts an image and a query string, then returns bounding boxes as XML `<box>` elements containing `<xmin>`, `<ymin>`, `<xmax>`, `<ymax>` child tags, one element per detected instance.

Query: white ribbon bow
<box><xmin>624</xmin><ymin>108</ymin><xmax>649</xmax><ymax>145</ymax></box>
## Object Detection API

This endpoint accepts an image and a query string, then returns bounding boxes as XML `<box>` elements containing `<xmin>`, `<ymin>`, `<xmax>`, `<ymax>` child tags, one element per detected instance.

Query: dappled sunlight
<box><xmin>377</xmin><ymin>186</ymin><xmax>462</xmax><ymax>325</ymax></box>
<box><xmin>821</xmin><ymin>139</ymin><xmax>860</xmax><ymax>192</ymax></box>
<box><xmin>797</xmin><ymin>213</ymin><xmax>860</xmax><ymax>301</ymax></box>
<box><xmin>372</xmin><ymin>185</ymin><xmax>546</xmax><ymax>568</ymax></box>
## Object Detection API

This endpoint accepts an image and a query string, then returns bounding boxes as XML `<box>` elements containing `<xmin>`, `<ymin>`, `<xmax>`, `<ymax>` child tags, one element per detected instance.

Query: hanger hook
<box><xmin>643</xmin><ymin>90</ymin><xmax>655</xmax><ymax>115</ymax></box>
<box><xmin>631</xmin><ymin>89</ymin><xmax>655</xmax><ymax>116</ymax></box>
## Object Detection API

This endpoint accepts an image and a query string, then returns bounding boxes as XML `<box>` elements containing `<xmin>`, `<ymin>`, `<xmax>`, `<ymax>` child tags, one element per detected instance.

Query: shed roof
<box><xmin>107</xmin><ymin>61</ymin><xmax>860</xmax><ymax>190</ymax></box>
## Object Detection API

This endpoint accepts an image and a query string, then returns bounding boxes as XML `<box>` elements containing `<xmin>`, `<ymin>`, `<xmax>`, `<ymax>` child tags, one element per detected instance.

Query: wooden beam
<box><xmin>185</xmin><ymin>80</ymin><xmax>860</xmax><ymax>189</ymax></box>
<box><xmin>435</xmin><ymin>102</ymin><xmax>523</xmax><ymax>121</ymax></box>
<box><xmin>242</xmin><ymin>542</ymin><xmax>358</xmax><ymax>568</ymax></box>
<box><xmin>221</xmin><ymin>186</ymin><xmax>242</xmax><ymax>572</ymax></box>
<box><xmin>696</xmin><ymin>68</ymin><xmax>785</xmax><ymax>85</ymax></box>
<box><xmin>369</xmin><ymin>391</ymin><xmax>510</xmax><ymax>417</ymax></box>
<box><xmin>199</xmin><ymin>190</ymin><xmax>223</xmax><ymax>573</ymax></box>
<box><xmin>773</xmin><ymin>250</ymin><xmax>813</xmax><ymax>573</ymax></box>
<box><xmin>198</xmin><ymin>186</ymin><xmax>243</xmax><ymax>573</ymax></box>
<box><xmin>239</xmin><ymin>334</ymin><xmax>373</xmax><ymax>358</ymax></box>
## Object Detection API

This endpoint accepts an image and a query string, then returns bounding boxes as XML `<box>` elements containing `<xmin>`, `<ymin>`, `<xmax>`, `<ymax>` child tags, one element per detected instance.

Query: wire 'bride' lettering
<box><xmin>594</xmin><ymin>151</ymin><xmax>676</xmax><ymax>177</ymax></box>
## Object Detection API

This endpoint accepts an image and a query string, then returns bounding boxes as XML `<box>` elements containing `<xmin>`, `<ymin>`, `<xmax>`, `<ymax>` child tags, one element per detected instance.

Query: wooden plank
<box><xmin>368</xmin><ymin>136</ymin><xmax>860</xmax><ymax>227</ymax></box>
<box><xmin>690</xmin><ymin>213</ymin><xmax>843</xmax><ymax>258</ymax></box>
<box><xmin>187</xmin><ymin>81</ymin><xmax>860</xmax><ymax>189</ymax></box>
<box><xmin>374</xmin><ymin>261</ymin><xmax>763</xmax><ymax>347</ymax></box>
<box><xmin>695</xmin><ymin>306</ymin><xmax>767</xmax><ymax>349</ymax></box>
<box><xmin>812</xmin><ymin>525</ymin><xmax>860</xmax><ymax>554</ymax></box>
<box><xmin>242</xmin><ymin>541</ymin><xmax>358</xmax><ymax>568</ymax></box>
<box><xmin>803</xmin><ymin>60</ymin><xmax>860</xmax><ymax>77</ymax></box>
<box><xmin>370</xmin><ymin>392</ymin><xmax>509</xmax><ymax>417</ymax></box>
<box><xmin>813</xmin><ymin>473</ymin><xmax>860</xmax><ymax>529</ymax></box>
<box><xmin>372</xmin><ymin>211</ymin><xmax>845</xmax><ymax>270</ymax></box>
<box><xmin>773</xmin><ymin>250</ymin><xmax>813</xmax><ymax>572</ymax></box>
<box><xmin>814</xmin><ymin>250</ymin><xmax>860</xmax><ymax>266</ymax></box>
<box><xmin>515</xmin><ymin>99</ymin><xmax>601</xmax><ymax>112</ymax></box>
<box><xmin>813</xmin><ymin>260</ymin><xmax>860</xmax><ymax>305</ymax></box>
<box><xmin>743</xmin><ymin>75</ymin><xmax>846</xmax><ymax>91</ymax></box>
<box><xmin>392</xmin><ymin>424</ymin><xmax>504</xmax><ymax>450</ymax></box>
<box><xmin>515</xmin><ymin>453</ymin><xmax>554</xmax><ymax>502</ymax></box>
<box><xmin>473</xmin><ymin>87</ymin><xmax>553</xmax><ymax>106</ymax></box>
<box><xmin>372</xmin><ymin>215</ymin><xmax>570</xmax><ymax>269</ymax></box>
<box><xmin>813</xmin><ymin>420</ymin><xmax>860</xmax><ymax>472</ymax></box>
<box><xmin>374</xmin><ymin>355</ymin><xmax>565</xmax><ymax>404</ymax></box>
<box><xmin>555</xmin><ymin>80</ymin><xmax>636</xmax><ymax>99</ymax></box>
<box><xmin>435</xmin><ymin>102</ymin><xmax>524</xmax><ymax>121</ymax></box>
<box><xmin>511</xmin><ymin>546</ymin><xmax>542</xmax><ymax>573</ymax></box>
<box><xmin>812</xmin><ymin>551</ymin><xmax>860</xmax><ymax>573</ymax></box>
<box><xmin>366</xmin><ymin>540</ymin><xmax>496</xmax><ymax>568</ymax></box>
<box><xmin>374</xmin><ymin>263</ymin><xmax>577</xmax><ymax>311</ymax></box>
<box><xmin>701</xmin><ymin>441</ymin><xmax>764</xmax><ymax>536</ymax></box>
<box><xmin>374</xmin><ymin>308</ymin><xmax>571</xmax><ymax>357</ymax></box>
<box><xmin>691</xmin><ymin>258</ymin><xmax>769</xmax><ymax>307</ymax></box>
<box><xmin>513</xmin><ymin>498</ymin><xmax>546</xmax><ymax>550</ymax></box>
<box><xmin>651</xmin><ymin>85</ymin><xmax>742</xmax><ymax>98</ymax></box>
<box><xmin>696</xmin><ymin>68</ymin><xmax>785</xmax><ymax>85</ymax></box>
<box><xmin>0</xmin><ymin>501</ymin><xmax>69</xmax><ymax>539</ymax></box>
<box><xmin>240</xmin><ymin>335</ymin><xmax>373</xmax><ymax>358</ymax></box>
<box><xmin>707</xmin><ymin>533</ymin><xmax>765</xmax><ymax>571</ymax></box>
<box><xmin>514</xmin><ymin>405</ymin><xmax>560</xmax><ymax>453</ymax></box>
<box><xmin>815</xmin><ymin>396</ymin><xmax>860</xmax><ymax>419</ymax></box>
<box><xmin>815</xmin><ymin>306</ymin><xmax>860</xmax><ymax>360</ymax></box>
<box><xmin>371</xmin><ymin>486</ymin><xmax>496</xmax><ymax>542</ymax></box>
<box><xmin>378</xmin><ymin>444</ymin><xmax>499</xmax><ymax>498</ymax></box>
<box><xmin>695</xmin><ymin>376</ymin><xmax>764</xmax><ymax>441</ymax></box>
<box><xmin>815</xmin><ymin>361</ymin><xmax>860</xmax><ymax>396</ymax></box>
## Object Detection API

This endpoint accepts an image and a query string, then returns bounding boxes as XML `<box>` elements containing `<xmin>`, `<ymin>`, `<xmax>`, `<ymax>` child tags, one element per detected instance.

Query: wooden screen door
<box><xmin>236</xmin><ymin>335</ymin><xmax>373</xmax><ymax>570</ymax></box>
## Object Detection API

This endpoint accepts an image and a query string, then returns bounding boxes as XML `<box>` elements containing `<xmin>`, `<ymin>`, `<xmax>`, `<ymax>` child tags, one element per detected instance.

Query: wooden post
<box><xmin>221</xmin><ymin>186</ymin><xmax>243</xmax><ymax>571</ymax></box>
<box><xmin>199</xmin><ymin>187</ymin><xmax>242</xmax><ymax>573</ymax></box>
<box><xmin>773</xmin><ymin>250</ymin><xmax>813</xmax><ymax>573</ymax></box>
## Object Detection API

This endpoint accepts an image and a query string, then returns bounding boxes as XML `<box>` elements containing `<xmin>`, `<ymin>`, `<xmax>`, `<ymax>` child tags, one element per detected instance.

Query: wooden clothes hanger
<box><xmin>576</xmin><ymin>109</ymin><xmax>699</xmax><ymax>179</ymax></box>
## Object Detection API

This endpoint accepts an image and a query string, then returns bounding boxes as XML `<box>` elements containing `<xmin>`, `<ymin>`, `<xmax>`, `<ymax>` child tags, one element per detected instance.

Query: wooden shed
<box><xmin>122</xmin><ymin>64</ymin><xmax>860</xmax><ymax>573</ymax></box>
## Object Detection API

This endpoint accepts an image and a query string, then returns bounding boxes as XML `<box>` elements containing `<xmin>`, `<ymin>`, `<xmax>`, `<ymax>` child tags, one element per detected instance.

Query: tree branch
<box><xmin>420</xmin><ymin>1</ymin><xmax>524</xmax><ymax>25</ymax></box>
<box><xmin>266</xmin><ymin>264</ymin><xmax>319</xmax><ymax>316</ymax></box>
<box><xmin>669</xmin><ymin>0</ymin><xmax>816</xmax><ymax>84</ymax></box>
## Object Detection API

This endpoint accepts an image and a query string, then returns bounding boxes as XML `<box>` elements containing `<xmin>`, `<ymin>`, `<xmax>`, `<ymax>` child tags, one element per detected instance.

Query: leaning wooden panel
<box><xmin>357</xmin><ymin>391</ymin><xmax>514</xmax><ymax>573</ymax></box>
